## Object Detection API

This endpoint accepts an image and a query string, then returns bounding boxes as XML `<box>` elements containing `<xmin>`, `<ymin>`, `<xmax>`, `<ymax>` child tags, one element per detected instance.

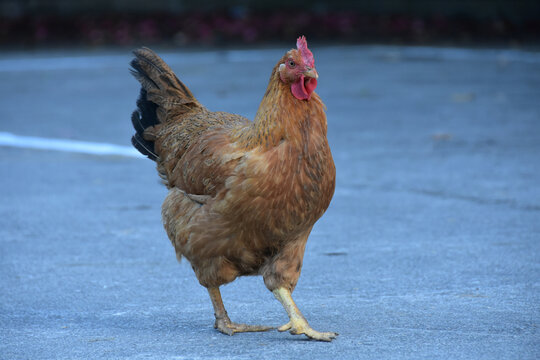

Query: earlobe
<box><xmin>279</xmin><ymin>63</ymin><xmax>287</xmax><ymax>83</ymax></box>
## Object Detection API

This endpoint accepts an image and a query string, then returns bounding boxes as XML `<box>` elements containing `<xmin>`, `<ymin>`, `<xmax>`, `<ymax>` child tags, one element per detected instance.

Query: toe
<box><xmin>231</xmin><ymin>323</ymin><xmax>274</xmax><ymax>332</ymax></box>
<box><xmin>305</xmin><ymin>330</ymin><xmax>339</xmax><ymax>342</ymax></box>
<box><xmin>277</xmin><ymin>321</ymin><xmax>292</xmax><ymax>332</ymax></box>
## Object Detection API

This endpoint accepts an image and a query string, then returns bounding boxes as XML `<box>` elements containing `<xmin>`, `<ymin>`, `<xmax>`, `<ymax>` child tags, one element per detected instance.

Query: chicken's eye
<box><xmin>288</xmin><ymin>60</ymin><xmax>296</xmax><ymax>68</ymax></box>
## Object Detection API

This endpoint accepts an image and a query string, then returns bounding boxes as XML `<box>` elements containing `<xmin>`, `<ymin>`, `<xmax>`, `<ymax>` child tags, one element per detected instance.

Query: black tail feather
<box><xmin>129</xmin><ymin>47</ymin><xmax>200</xmax><ymax>161</ymax></box>
<box><xmin>131</xmin><ymin>88</ymin><xmax>158</xmax><ymax>160</ymax></box>
<box><xmin>131</xmin><ymin>132</ymin><xmax>157</xmax><ymax>161</ymax></box>
<box><xmin>133</xmin><ymin>89</ymin><xmax>158</xmax><ymax>131</ymax></box>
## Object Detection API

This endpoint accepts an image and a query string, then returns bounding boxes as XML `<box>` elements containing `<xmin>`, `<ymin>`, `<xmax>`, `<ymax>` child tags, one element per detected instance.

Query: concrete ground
<box><xmin>0</xmin><ymin>44</ymin><xmax>539</xmax><ymax>359</ymax></box>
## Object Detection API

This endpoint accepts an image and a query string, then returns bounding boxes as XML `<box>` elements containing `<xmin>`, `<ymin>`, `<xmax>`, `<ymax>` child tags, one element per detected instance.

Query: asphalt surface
<box><xmin>1</xmin><ymin>44</ymin><xmax>539</xmax><ymax>359</ymax></box>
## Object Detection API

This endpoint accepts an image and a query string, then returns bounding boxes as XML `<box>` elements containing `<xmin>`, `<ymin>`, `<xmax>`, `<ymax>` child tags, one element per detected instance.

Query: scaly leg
<box><xmin>207</xmin><ymin>287</ymin><xmax>273</xmax><ymax>336</ymax></box>
<box><xmin>272</xmin><ymin>287</ymin><xmax>338</xmax><ymax>342</ymax></box>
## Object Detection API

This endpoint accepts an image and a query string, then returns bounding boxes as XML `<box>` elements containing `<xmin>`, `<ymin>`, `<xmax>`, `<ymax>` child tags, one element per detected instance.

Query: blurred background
<box><xmin>1</xmin><ymin>0</ymin><xmax>539</xmax><ymax>49</ymax></box>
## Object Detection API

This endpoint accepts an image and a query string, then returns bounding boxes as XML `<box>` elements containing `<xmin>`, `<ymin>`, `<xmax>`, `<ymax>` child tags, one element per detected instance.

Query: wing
<box><xmin>155</xmin><ymin>110</ymin><xmax>251</xmax><ymax>197</ymax></box>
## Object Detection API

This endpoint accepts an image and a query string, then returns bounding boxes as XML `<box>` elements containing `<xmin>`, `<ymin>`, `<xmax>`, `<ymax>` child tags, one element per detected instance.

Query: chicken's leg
<box><xmin>272</xmin><ymin>287</ymin><xmax>338</xmax><ymax>342</ymax></box>
<box><xmin>208</xmin><ymin>287</ymin><xmax>273</xmax><ymax>335</ymax></box>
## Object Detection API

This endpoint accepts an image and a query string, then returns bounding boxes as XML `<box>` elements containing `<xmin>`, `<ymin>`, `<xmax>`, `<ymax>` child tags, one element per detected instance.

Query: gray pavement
<box><xmin>1</xmin><ymin>44</ymin><xmax>539</xmax><ymax>359</ymax></box>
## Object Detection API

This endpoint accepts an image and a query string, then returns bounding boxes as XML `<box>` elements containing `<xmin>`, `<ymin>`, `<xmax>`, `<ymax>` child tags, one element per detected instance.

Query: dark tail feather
<box><xmin>131</xmin><ymin>89</ymin><xmax>158</xmax><ymax>160</ymax></box>
<box><xmin>129</xmin><ymin>47</ymin><xmax>200</xmax><ymax>161</ymax></box>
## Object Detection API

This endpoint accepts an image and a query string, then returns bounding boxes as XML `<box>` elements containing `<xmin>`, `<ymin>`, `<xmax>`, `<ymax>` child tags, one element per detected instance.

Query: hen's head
<box><xmin>278</xmin><ymin>36</ymin><xmax>318</xmax><ymax>101</ymax></box>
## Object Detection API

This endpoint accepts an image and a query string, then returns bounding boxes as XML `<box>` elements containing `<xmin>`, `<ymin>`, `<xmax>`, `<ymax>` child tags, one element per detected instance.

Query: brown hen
<box><xmin>130</xmin><ymin>36</ymin><xmax>337</xmax><ymax>341</ymax></box>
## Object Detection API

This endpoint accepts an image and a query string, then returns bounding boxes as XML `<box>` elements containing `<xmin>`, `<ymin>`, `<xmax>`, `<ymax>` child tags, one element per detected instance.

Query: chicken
<box><xmin>129</xmin><ymin>36</ymin><xmax>337</xmax><ymax>341</ymax></box>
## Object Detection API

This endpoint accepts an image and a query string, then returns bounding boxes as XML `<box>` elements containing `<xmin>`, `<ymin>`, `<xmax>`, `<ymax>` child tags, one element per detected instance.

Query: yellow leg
<box><xmin>208</xmin><ymin>287</ymin><xmax>273</xmax><ymax>336</ymax></box>
<box><xmin>272</xmin><ymin>287</ymin><xmax>338</xmax><ymax>342</ymax></box>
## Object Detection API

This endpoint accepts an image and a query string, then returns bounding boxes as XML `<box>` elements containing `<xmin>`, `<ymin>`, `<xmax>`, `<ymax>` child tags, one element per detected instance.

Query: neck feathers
<box><xmin>241</xmin><ymin>66</ymin><xmax>326</xmax><ymax>150</ymax></box>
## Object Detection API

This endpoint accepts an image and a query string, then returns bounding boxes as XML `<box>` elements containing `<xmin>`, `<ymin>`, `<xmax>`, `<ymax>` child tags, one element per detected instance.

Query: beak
<box><xmin>303</xmin><ymin>67</ymin><xmax>318</xmax><ymax>79</ymax></box>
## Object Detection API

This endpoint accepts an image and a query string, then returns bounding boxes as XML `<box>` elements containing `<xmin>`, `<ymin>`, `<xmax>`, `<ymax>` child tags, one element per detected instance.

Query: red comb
<box><xmin>296</xmin><ymin>36</ymin><xmax>314</xmax><ymax>67</ymax></box>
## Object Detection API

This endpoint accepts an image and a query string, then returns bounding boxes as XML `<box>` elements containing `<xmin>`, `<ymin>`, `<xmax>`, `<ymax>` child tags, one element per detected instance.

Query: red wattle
<box><xmin>291</xmin><ymin>75</ymin><xmax>317</xmax><ymax>101</ymax></box>
<box><xmin>305</xmin><ymin>78</ymin><xmax>317</xmax><ymax>95</ymax></box>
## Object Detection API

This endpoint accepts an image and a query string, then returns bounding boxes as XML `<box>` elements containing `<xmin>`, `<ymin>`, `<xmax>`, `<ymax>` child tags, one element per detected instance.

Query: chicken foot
<box><xmin>207</xmin><ymin>287</ymin><xmax>273</xmax><ymax>336</ymax></box>
<box><xmin>272</xmin><ymin>287</ymin><xmax>338</xmax><ymax>342</ymax></box>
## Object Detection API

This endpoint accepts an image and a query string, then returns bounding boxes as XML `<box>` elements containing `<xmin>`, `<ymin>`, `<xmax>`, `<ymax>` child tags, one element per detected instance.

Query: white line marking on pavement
<box><xmin>0</xmin><ymin>132</ymin><xmax>143</xmax><ymax>158</ymax></box>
